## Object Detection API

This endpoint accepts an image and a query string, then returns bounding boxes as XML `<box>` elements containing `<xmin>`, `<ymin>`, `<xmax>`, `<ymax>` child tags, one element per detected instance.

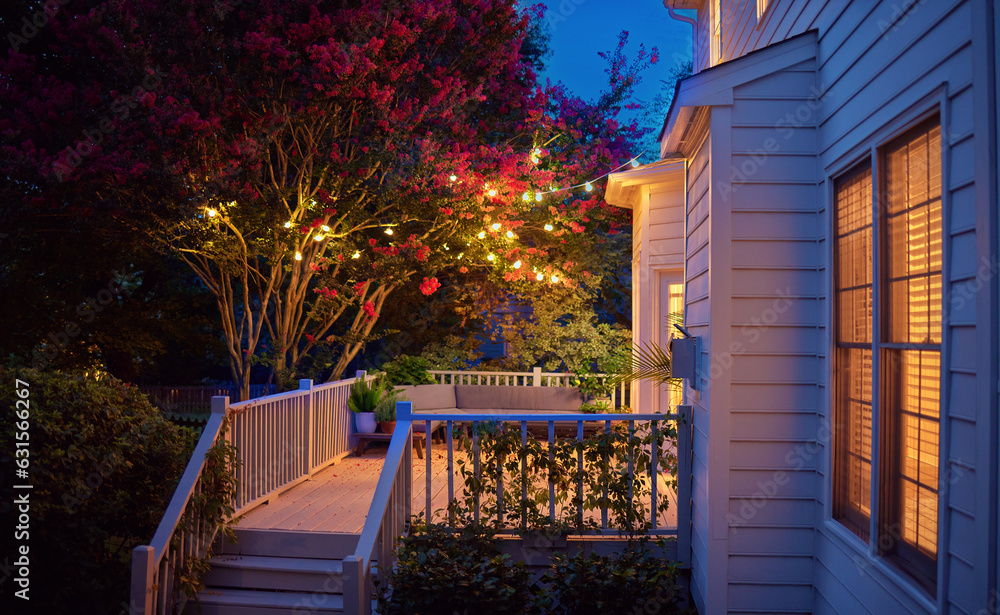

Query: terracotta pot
<box><xmin>378</xmin><ymin>421</ymin><xmax>397</xmax><ymax>434</ymax></box>
<box><xmin>355</xmin><ymin>412</ymin><xmax>377</xmax><ymax>434</ymax></box>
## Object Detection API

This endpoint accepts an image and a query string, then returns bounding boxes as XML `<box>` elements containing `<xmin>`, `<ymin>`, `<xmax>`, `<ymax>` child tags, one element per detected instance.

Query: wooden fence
<box><xmin>139</xmin><ymin>383</ymin><xmax>277</xmax><ymax>412</ymax></box>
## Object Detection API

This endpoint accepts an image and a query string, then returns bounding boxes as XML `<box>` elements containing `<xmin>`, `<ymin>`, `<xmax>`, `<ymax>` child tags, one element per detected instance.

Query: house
<box><xmin>607</xmin><ymin>1</ymin><xmax>999</xmax><ymax>613</ymax></box>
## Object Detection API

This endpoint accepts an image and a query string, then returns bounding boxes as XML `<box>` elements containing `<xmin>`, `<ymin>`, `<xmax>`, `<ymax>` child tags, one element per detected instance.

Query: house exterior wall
<box><xmin>672</xmin><ymin>1</ymin><xmax>998</xmax><ymax>613</ymax></box>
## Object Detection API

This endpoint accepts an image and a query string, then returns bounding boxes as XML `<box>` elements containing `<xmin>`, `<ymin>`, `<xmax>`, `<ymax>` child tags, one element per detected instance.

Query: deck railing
<box><xmin>429</xmin><ymin>367</ymin><xmax>631</xmax><ymax>409</ymax></box>
<box><xmin>343</xmin><ymin>402</ymin><xmax>693</xmax><ymax>614</ymax></box>
<box><xmin>343</xmin><ymin>421</ymin><xmax>413</xmax><ymax>615</ymax></box>
<box><xmin>130</xmin><ymin>374</ymin><xmax>367</xmax><ymax>614</ymax></box>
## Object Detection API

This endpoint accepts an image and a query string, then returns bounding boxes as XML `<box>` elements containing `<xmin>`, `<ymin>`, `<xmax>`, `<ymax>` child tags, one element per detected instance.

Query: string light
<box><xmin>284</xmin><ymin>221</ymin><xmax>292</xmax><ymax>228</ymax></box>
<box><xmin>551</xmin><ymin>275</ymin><xmax>559</xmax><ymax>283</ymax></box>
<box><xmin>385</xmin><ymin>228</ymin><xmax>393</xmax><ymax>235</ymax></box>
<box><xmin>294</xmin><ymin>252</ymin><xmax>302</xmax><ymax>261</ymax></box>
<box><xmin>544</xmin><ymin>224</ymin><xmax>553</xmax><ymax>232</ymax></box>
<box><xmin>630</xmin><ymin>160</ymin><xmax>639</xmax><ymax>168</ymax></box>
<box><xmin>536</xmin><ymin>272</ymin><xmax>544</xmax><ymax>281</ymax></box>
<box><xmin>478</xmin><ymin>231</ymin><xmax>486</xmax><ymax>239</ymax></box>
<box><xmin>352</xmin><ymin>251</ymin><xmax>360</xmax><ymax>259</ymax></box>
<box><xmin>491</xmin><ymin>223</ymin><xmax>501</xmax><ymax>231</ymax></box>
<box><xmin>487</xmin><ymin>253</ymin><xmax>495</xmax><ymax>261</ymax></box>
<box><xmin>321</xmin><ymin>225</ymin><xmax>330</xmax><ymax>232</ymax></box>
<box><xmin>506</xmin><ymin>230</ymin><xmax>514</xmax><ymax>239</ymax></box>
<box><xmin>535</xmin><ymin>192</ymin><xmax>542</xmax><ymax>202</ymax></box>
<box><xmin>488</xmin><ymin>189</ymin><xmax>497</xmax><ymax>197</ymax></box>
<box><xmin>527</xmin><ymin>156</ymin><xmax>642</xmax><ymax>199</ymax></box>
<box><xmin>585</xmin><ymin>181</ymin><xmax>593</xmax><ymax>192</ymax></box>
<box><xmin>513</xmin><ymin>260</ymin><xmax>522</xmax><ymax>269</ymax></box>
<box><xmin>522</xmin><ymin>192</ymin><xmax>531</xmax><ymax>201</ymax></box>
<box><xmin>314</xmin><ymin>235</ymin><xmax>324</xmax><ymax>241</ymax></box>
<box><xmin>450</xmin><ymin>175</ymin><xmax>457</xmax><ymax>182</ymax></box>
<box><xmin>206</xmin><ymin>208</ymin><xmax>217</xmax><ymax>217</ymax></box>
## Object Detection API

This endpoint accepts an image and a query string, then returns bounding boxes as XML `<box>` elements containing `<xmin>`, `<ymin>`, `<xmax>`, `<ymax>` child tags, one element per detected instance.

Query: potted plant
<box><xmin>571</xmin><ymin>370</ymin><xmax>615</xmax><ymax>408</ymax></box>
<box><xmin>348</xmin><ymin>376</ymin><xmax>386</xmax><ymax>434</ymax></box>
<box><xmin>375</xmin><ymin>391</ymin><xmax>407</xmax><ymax>434</ymax></box>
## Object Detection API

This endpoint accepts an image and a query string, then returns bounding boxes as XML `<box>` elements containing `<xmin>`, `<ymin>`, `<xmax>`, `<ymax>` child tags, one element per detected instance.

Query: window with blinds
<box><xmin>880</xmin><ymin>120</ymin><xmax>942</xmax><ymax>587</ymax></box>
<box><xmin>833</xmin><ymin>162</ymin><xmax>874</xmax><ymax>541</ymax></box>
<box><xmin>831</xmin><ymin>116</ymin><xmax>942</xmax><ymax>592</ymax></box>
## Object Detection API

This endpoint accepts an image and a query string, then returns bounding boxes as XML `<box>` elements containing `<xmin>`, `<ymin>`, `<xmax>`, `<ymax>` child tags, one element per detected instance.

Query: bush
<box><xmin>380</xmin><ymin>354</ymin><xmax>436</xmax><ymax>386</ymax></box>
<box><xmin>377</xmin><ymin>521</ymin><xmax>536</xmax><ymax>615</ymax></box>
<box><xmin>542</xmin><ymin>543</ymin><xmax>688</xmax><ymax>615</ymax></box>
<box><xmin>0</xmin><ymin>368</ymin><xmax>199</xmax><ymax>614</ymax></box>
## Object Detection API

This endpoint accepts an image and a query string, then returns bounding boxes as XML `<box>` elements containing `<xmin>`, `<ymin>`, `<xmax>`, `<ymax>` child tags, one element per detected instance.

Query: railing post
<box><xmin>676</xmin><ymin>405</ymin><xmax>692</xmax><ymax>568</ymax></box>
<box><xmin>342</xmin><ymin>555</ymin><xmax>366</xmax><ymax>615</ymax></box>
<box><xmin>532</xmin><ymin>366</ymin><xmax>541</xmax><ymax>386</ymax></box>
<box><xmin>130</xmin><ymin>545</ymin><xmax>154</xmax><ymax>615</ymax></box>
<box><xmin>300</xmin><ymin>379</ymin><xmax>314</xmax><ymax>475</ymax></box>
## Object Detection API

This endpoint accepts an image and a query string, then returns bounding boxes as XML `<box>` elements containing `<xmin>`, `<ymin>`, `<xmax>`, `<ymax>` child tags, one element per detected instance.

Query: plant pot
<box><xmin>355</xmin><ymin>412</ymin><xmax>377</xmax><ymax>434</ymax></box>
<box><xmin>378</xmin><ymin>421</ymin><xmax>396</xmax><ymax>434</ymax></box>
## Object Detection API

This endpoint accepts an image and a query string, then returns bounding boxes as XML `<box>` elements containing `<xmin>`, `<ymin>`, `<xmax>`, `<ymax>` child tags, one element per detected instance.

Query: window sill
<box><xmin>820</xmin><ymin>520</ymin><xmax>937</xmax><ymax>614</ymax></box>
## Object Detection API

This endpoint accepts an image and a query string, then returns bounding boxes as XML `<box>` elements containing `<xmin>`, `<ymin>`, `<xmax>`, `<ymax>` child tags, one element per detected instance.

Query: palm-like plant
<box><xmin>608</xmin><ymin>313</ymin><xmax>684</xmax><ymax>391</ymax></box>
<box><xmin>348</xmin><ymin>376</ymin><xmax>387</xmax><ymax>413</ymax></box>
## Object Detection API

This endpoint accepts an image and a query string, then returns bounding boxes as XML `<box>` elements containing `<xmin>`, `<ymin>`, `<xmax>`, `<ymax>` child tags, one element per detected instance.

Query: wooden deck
<box><xmin>236</xmin><ymin>440</ymin><xmax>677</xmax><ymax>534</ymax></box>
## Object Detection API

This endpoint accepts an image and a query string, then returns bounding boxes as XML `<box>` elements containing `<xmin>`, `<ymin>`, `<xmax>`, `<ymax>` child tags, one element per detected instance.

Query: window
<box><xmin>832</xmin><ymin>117</ymin><xmax>942</xmax><ymax>591</ymax></box>
<box><xmin>711</xmin><ymin>0</ymin><xmax>722</xmax><ymax>65</ymax></box>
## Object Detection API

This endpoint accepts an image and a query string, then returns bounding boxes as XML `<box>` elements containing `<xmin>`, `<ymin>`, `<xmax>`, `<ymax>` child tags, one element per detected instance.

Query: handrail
<box><xmin>343</xmin><ymin>419</ymin><xmax>413</xmax><ymax>615</ymax></box>
<box><xmin>130</xmin><ymin>398</ymin><xmax>228</xmax><ymax>615</ymax></box>
<box><xmin>428</xmin><ymin>367</ymin><xmax>631</xmax><ymax>408</ymax></box>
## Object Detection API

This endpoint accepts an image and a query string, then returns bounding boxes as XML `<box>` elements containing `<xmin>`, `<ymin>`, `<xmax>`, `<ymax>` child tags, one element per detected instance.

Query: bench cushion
<box><xmin>395</xmin><ymin>384</ymin><xmax>457</xmax><ymax>411</ymax></box>
<box><xmin>454</xmin><ymin>384</ymin><xmax>583</xmax><ymax>411</ymax></box>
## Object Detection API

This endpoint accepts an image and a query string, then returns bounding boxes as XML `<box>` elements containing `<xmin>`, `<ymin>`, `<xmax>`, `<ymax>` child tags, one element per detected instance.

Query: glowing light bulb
<box><xmin>385</xmin><ymin>228</ymin><xmax>393</xmax><ymax>235</ymax></box>
<box><xmin>488</xmin><ymin>189</ymin><xmax>497</xmax><ymax>197</ymax></box>
<box><xmin>352</xmin><ymin>251</ymin><xmax>360</xmax><ymax>259</ymax></box>
<box><xmin>536</xmin><ymin>272</ymin><xmax>544</xmax><ymax>281</ymax></box>
<box><xmin>544</xmin><ymin>224</ymin><xmax>553</xmax><ymax>232</ymax></box>
<box><xmin>206</xmin><ymin>208</ymin><xmax>217</xmax><ymax>217</ymax></box>
<box><xmin>294</xmin><ymin>252</ymin><xmax>302</xmax><ymax>261</ymax></box>
<box><xmin>314</xmin><ymin>235</ymin><xmax>324</xmax><ymax>241</ymax></box>
<box><xmin>513</xmin><ymin>260</ymin><xmax>522</xmax><ymax>269</ymax></box>
<box><xmin>630</xmin><ymin>159</ymin><xmax>639</xmax><ymax>168</ymax></box>
<box><xmin>491</xmin><ymin>223</ymin><xmax>501</xmax><ymax>231</ymax></box>
<box><xmin>458</xmin><ymin>253</ymin><xmax>463</xmax><ymax>259</ymax></box>
<box><xmin>585</xmin><ymin>182</ymin><xmax>593</xmax><ymax>192</ymax></box>
<box><xmin>478</xmin><ymin>231</ymin><xmax>486</xmax><ymax>239</ymax></box>
<box><xmin>506</xmin><ymin>230</ymin><xmax>514</xmax><ymax>239</ymax></box>
<box><xmin>522</xmin><ymin>192</ymin><xmax>530</xmax><ymax>201</ymax></box>
<box><xmin>551</xmin><ymin>275</ymin><xmax>559</xmax><ymax>283</ymax></box>
<box><xmin>487</xmin><ymin>254</ymin><xmax>495</xmax><ymax>261</ymax></box>
<box><xmin>321</xmin><ymin>225</ymin><xmax>330</xmax><ymax>232</ymax></box>
<box><xmin>284</xmin><ymin>221</ymin><xmax>292</xmax><ymax>228</ymax></box>
<box><xmin>449</xmin><ymin>175</ymin><xmax>457</xmax><ymax>182</ymax></box>
<box><xmin>535</xmin><ymin>192</ymin><xmax>542</xmax><ymax>202</ymax></box>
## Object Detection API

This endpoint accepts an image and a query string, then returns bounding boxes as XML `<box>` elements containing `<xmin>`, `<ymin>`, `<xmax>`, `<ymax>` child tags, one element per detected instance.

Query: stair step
<box><xmin>195</xmin><ymin>588</ymin><xmax>344</xmax><ymax>614</ymax></box>
<box><xmin>205</xmin><ymin>555</ymin><xmax>344</xmax><ymax>593</ymax></box>
<box><xmin>219</xmin><ymin>528</ymin><xmax>358</xmax><ymax>559</ymax></box>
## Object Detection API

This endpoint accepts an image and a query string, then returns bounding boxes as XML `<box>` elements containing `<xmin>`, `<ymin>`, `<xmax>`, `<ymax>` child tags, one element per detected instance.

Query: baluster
<box><xmin>603</xmin><ymin>419</ymin><xmax>610</xmax><ymax>529</ymax></box>
<box><xmin>548</xmin><ymin>421</ymin><xmax>555</xmax><ymax>522</ymax></box>
<box><xmin>473</xmin><ymin>423</ymin><xmax>480</xmax><ymax>524</ymax></box>
<box><xmin>425</xmin><ymin>419</ymin><xmax>432</xmax><ymax>522</ymax></box>
<box><xmin>447</xmin><ymin>420</ymin><xmax>455</xmax><ymax>525</ymax></box>
<box><xmin>651</xmin><ymin>420</ymin><xmax>658</xmax><ymax>530</ymax></box>
<box><xmin>577</xmin><ymin>421</ymin><xmax>584</xmax><ymax>528</ymax></box>
<box><xmin>521</xmin><ymin>421</ymin><xmax>528</xmax><ymax>532</ymax></box>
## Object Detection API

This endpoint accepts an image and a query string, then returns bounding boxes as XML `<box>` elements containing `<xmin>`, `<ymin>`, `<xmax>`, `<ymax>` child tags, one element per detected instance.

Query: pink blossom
<box><xmin>419</xmin><ymin>277</ymin><xmax>441</xmax><ymax>295</ymax></box>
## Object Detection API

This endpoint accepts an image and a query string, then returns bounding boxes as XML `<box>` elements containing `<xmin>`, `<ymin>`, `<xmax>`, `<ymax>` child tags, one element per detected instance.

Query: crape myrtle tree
<box><xmin>1</xmin><ymin>1</ymin><xmax>655</xmax><ymax>397</ymax></box>
<box><xmin>2</xmin><ymin>0</ymin><xmax>547</xmax><ymax>397</ymax></box>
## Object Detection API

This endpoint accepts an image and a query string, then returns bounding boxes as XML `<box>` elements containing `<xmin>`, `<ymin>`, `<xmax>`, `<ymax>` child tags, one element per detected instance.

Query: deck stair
<box><xmin>194</xmin><ymin>528</ymin><xmax>364</xmax><ymax>614</ymax></box>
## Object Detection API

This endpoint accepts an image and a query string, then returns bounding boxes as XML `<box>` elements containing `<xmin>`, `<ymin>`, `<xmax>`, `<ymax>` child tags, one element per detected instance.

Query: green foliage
<box><xmin>417</xmin><ymin>334</ymin><xmax>484</xmax><ymax>370</ymax></box>
<box><xmin>347</xmin><ymin>375</ymin><xmax>387</xmax><ymax>413</ymax></box>
<box><xmin>493</xmin><ymin>289</ymin><xmax>630</xmax><ymax>374</ymax></box>
<box><xmin>0</xmin><ymin>367</ymin><xmax>199</xmax><ymax>614</ymax></box>
<box><xmin>374</xmin><ymin>392</ymin><xmax>407</xmax><ymax>423</ymax></box>
<box><xmin>377</xmin><ymin>520</ymin><xmax>536</xmax><ymax>615</ymax></box>
<box><xmin>541</xmin><ymin>544</ymin><xmax>688</xmax><ymax>615</ymax></box>
<box><xmin>570</xmin><ymin>369</ymin><xmax>615</xmax><ymax>398</ymax></box>
<box><xmin>380</xmin><ymin>355</ymin><xmax>436</xmax><ymax>386</ymax></box>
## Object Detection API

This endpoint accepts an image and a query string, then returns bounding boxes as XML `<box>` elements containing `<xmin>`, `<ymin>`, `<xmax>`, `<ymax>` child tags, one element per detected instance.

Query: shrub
<box><xmin>0</xmin><ymin>368</ymin><xmax>199</xmax><ymax>614</ymax></box>
<box><xmin>541</xmin><ymin>543</ymin><xmax>688</xmax><ymax>615</ymax></box>
<box><xmin>377</xmin><ymin>521</ymin><xmax>536</xmax><ymax>615</ymax></box>
<box><xmin>380</xmin><ymin>354</ymin><xmax>436</xmax><ymax>386</ymax></box>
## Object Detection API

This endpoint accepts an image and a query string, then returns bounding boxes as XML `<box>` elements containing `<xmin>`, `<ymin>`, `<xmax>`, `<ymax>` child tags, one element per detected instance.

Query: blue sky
<box><xmin>535</xmin><ymin>1</ymin><xmax>694</xmax><ymax>106</ymax></box>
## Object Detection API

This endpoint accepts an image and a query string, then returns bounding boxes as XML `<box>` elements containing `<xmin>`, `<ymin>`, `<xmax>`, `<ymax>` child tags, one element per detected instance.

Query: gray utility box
<box><xmin>669</xmin><ymin>337</ymin><xmax>698</xmax><ymax>386</ymax></box>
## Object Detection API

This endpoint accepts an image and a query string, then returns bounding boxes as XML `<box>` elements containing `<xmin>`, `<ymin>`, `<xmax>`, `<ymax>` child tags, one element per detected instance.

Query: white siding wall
<box><xmin>685</xmin><ymin>130</ymin><xmax>714</xmax><ymax>615</ymax></box>
<box><xmin>723</xmin><ymin>57</ymin><xmax>823</xmax><ymax>615</ymax></box>
<box><xmin>677</xmin><ymin>1</ymin><xmax>997</xmax><ymax>613</ymax></box>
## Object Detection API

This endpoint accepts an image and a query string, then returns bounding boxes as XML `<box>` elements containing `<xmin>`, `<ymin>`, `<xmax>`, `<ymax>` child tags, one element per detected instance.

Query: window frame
<box><xmin>829</xmin><ymin>112</ymin><xmax>946</xmax><ymax>596</ymax></box>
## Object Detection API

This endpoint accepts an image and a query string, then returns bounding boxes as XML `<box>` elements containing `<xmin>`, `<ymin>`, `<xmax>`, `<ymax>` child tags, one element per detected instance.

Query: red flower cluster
<box><xmin>362</xmin><ymin>300</ymin><xmax>377</xmax><ymax>320</ymax></box>
<box><xmin>419</xmin><ymin>277</ymin><xmax>441</xmax><ymax>295</ymax></box>
<box><xmin>314</xmin><ymin>287</ymin><xmax>337</xmax><ymax>300</ymax></box>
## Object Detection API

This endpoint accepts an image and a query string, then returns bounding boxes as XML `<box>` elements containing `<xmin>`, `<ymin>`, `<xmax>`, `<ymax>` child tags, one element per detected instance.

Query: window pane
<box><xmin>833</xmin><ymin>162</ymin><xmax>873</xmax><ymax>540</ymax></box>
<box><xmin>880</xmin><ymin>118</ymin><xmax>941</xmax><ymax>587</ymax></box>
